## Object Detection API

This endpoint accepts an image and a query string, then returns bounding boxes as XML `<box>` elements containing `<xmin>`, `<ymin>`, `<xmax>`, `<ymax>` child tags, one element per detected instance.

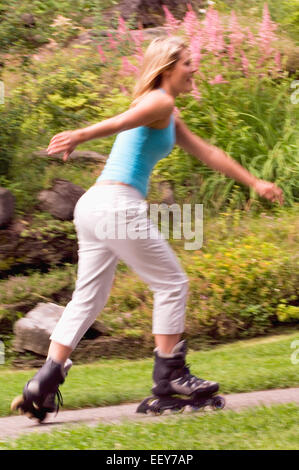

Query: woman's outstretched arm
<box><xmin>175</xmin><ymin>116</ymin><xmax>284</xmax><ymax>205</ymax></box>
<box><xmin>47</xmin><ymin>91</ymin><xmax>174</xmax><ymax>161</ymax></box>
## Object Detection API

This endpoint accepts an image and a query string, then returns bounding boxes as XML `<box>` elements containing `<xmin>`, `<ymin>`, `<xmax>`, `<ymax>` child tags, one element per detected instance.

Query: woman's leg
<box><xmin>105</xmin><ymin>213</ymin><xmax>189</xmax><ymax>349</ymax></box>
<box><xmin>47</xmin><ymin>341</ymin><xmax>72</xmax><ymax>364</ymax></box>
<box><xmin>49</xmin><ymin>242</ymin><xmax>119</xmax><ymax>353</ymax></box>
<box><xmin>154</xmin><ymin>334</ymin><xmax>182</xmax><ymax>354</ymax></box>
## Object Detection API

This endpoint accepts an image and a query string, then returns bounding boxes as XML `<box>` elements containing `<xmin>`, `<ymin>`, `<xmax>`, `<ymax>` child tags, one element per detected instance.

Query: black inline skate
<box><xmin>11</xmin><ymin>358</ymin><xmax>72</xmax><ymax>423</ymax></box>
<box><xmin>136</xmin><ymin>340</ymin><xmax>225</xmax><ymax>415</ymax></box>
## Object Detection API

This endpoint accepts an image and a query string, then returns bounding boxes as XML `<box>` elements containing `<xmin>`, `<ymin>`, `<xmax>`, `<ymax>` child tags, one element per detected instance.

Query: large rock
<box><xmin>38</xmin><ymin>179</ymin><xmax>85</xmax><ymax>220</ymax></box>
<box><xmin>158</xmin><ymin>181</ymin><xmax>175</xmax><ymax>205</ymax></box>
<box><xmin>13</xmin><ymin>302</ymin><xmax>108</xmax><ymax>357</ymax></box>
<box><xmin>103</xmin><ymin>0</ymin><xmax>197</xmax><ymax>28</ymax></box>
<box><xmin>0</xmin><ymin>188</ymin><xmax>15</xmax><ymax>228</ymax></box>
<box><xmin>0</xmin><ymin>217</ymin><xmax>78</xmax><ymax>275</ymax></box>
<box><xmin>34</xmin><ymin>149</ymin><xmax>107</xmax><ymax>163</ymax></box>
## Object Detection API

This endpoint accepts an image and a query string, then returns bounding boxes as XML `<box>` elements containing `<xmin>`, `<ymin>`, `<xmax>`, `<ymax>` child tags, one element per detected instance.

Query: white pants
<box><xmin>50</xmin><ymin>184</ymin><xmax>189</xmax><ymax>350</ymax></box>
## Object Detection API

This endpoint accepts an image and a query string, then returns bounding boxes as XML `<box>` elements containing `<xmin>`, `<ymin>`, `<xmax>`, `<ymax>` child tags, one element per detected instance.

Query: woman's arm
<box><xmin>47</xmin><ymin>91</ymin><xmax>174</xmax><ymax>161</ymax></box>
<box><xmin>175</xmin><ymin>117</ymin><xmax>284</xmax><ymax>204</ymax></box>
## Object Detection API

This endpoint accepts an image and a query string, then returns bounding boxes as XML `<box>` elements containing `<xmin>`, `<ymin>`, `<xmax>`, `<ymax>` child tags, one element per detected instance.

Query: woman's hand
<box><xmin>252</xmin><ymin>179</ymin><xmax>284</xmax><ymax>205</ymax></box>
<box><xmin>47</xmin><ymin>130</ymin><xmax>81</xmax><ymax>161</ymax></box>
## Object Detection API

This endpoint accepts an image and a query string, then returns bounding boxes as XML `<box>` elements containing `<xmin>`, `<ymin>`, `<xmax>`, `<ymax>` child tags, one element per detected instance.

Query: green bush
<box><xmin>153</xmin><ymin>76</ymin><xmax>299</xmax><ymax>211</ymax></box>
<box><xmin>277</xmin><ymin>302</ymin><xmax>299</xmax><ymax>322</ymax></box>
<box><xmin>0</xmin><ymin>107</ymin><xmax>23</xmax><ymax>177</ymax></box>
<box><xmin>0</xmin><ymin>0</ymin><xmax>117</xmax><ymax>53</ymax></box>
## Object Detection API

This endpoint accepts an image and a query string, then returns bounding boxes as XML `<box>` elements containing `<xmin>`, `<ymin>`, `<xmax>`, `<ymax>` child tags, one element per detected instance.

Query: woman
<box><xmin>11</xmin><ymin>36</ymin><xmax>283</xmax><ymax>420</ymax></box>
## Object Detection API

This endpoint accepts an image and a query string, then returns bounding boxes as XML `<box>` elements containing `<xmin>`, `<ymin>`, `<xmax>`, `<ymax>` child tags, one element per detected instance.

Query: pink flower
<box><xmin>229</xmin><ymin>11</ymin><xmax>245</xmax><ymax>47</ymax></box>
<box><xmin>202</xmin><ymin>6</ymin><xmax>224</xmax><ymax>55</ymax></box>
<box><xmin>130</xmin><ymin>26</ymin><xmax>144</xmax><ymax>45</ymax></box>
<box><xmin>183</xmin><ymin>3</ymin><xmax>199</xmax><ymax>39</ymax></box>
<box><xmin>130</xmin><ymin>27</ymin><xmax>144</xmax><ymax>66</ymax></box>
<box><xmin>107</xmin><ymin>32</ymin><xmax>117</xmax><ymax>50</ymax></box>
<box><xmin>189</xmin><ymin>31</ymin><xmax>203</xmax><ymax>69</ymax></box>
<box><xmin>97</xmin><ymin>44</ymin><xmax>106</xmax><ymax>63</ymax></box>
<box><xmin>120</xmin><ymin>85</ymin><xmax>129</xmax><ymax>96</ymax></box>
<box><xmin>228</xmin><ymin>10</ymin><xmax>245</xmax><ymax>61</ymax></box>
<box><xmin>117</xmin><ymin>16</ymin><xmax>127</xmax><ymax>40</ymax></box>
<box><xmin>258</xmin><ymin>3</ymin><xmax>278</xmax><ymax>57</ymax></box>
<box><xmin>173</xmin><ymin>106</ymin><xmax>181</xmax><ymax>117</ymax></box>
<box><xmin>246</xmin><ymin>28</ymin><xmax>256</xmax><ymax>47</ymax></box>
<box><xmin>162</xmin><ymin>5</ymin><xmax>181</xmax><ymax>35</ymax></box>
<box><xmin>120</xmin><ymin>56</ymin><xmax>138</xmax><ymax>76</ymax></box>
<box><xmin>209</xmin><ymin>74</ymin><xmax>228</xmax><ymax>85</ymax></box>
<box><xmin>240</xmin><ymin>51</ymin><xmax>249</xmax><ymax>77</ymax></box>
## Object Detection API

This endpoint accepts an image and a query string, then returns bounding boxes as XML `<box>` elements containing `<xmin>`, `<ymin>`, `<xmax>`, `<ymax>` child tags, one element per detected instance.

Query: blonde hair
<box><xmin>130</xmin><ymin>36</ymin><xmax>188</xmax><ymax>107</ymax></box>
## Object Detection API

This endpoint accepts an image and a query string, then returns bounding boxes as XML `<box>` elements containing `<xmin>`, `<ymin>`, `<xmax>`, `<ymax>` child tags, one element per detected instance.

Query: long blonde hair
<box><xmin>130</xmin><ymin>36</ymin><xmax>187</xmax><ymax>108</ymax></box>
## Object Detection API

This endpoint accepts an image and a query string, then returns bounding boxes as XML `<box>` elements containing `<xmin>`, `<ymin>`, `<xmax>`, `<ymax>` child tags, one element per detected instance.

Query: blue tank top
<box><xmin>96</xmin><ymin>89</ymin><xmax>175</xmax><ymax>197</ymax></box>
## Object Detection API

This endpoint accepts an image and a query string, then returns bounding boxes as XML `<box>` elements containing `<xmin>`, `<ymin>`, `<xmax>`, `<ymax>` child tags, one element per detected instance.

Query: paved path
<box><xmin>0</xmin><ymin>388</ymin><xmax>298</xmax><ymax>441</ymax></box>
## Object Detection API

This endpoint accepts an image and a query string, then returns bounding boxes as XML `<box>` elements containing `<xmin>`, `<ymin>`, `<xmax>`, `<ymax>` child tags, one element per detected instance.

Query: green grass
<box><xmin>0</xmin><ymin>404</ymin><xmax>298</xmax><ymax>450</ymax></box>
<box><xmin>1</xmin><ymin>331</ymin><xmax>298</xmax><ymax>418</ymax></box>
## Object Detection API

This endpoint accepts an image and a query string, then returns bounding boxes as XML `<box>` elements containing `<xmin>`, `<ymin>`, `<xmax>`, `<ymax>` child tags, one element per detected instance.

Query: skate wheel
<box><xmin>37</xmin><ymin>409</ymin><xmax>47</xmax><ymax>423</ymax></box>
<box><xmin>190</xmin><ymin>405</ymin><xmax>204</xmax><ymax>412</ymax></box>
<box><xmin>170</xmin><ymin>407</ymin><xmax>183</xmax><ymax>414</ymax></box>
<box><xmin>11</xmin><ymin>395</ymin><xmax>25</xmax><ymax>413</ymax></box>
<box><xmin>212</xmin><ymin>396</ymin><xmax>225</xmax><ymax>410</ymax></box>
<box><xmin>136</xmin><ymin>396</ymin><xmax>155</xmax><ymax>414</ymax></box>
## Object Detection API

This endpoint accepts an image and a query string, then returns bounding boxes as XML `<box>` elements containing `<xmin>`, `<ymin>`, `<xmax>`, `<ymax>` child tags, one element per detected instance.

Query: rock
<box><xmin>81</xmin><ymin>17</ymin><xmax>94</xmax><ymax>28</ymax></box>
<box><xmin>158</xmin><ymin>181</ymin><xmax>175</xmax><ymax>205</ymax></box>
<box><xmin>102</xmin><ymin>0</ymin><xmax>197</xmax><ymax>28</ymax></box>
<box><xmin>0</xmin><ymin>219</ymin><xmax>78</xmax><ymax>275</ymax></box>
<box><xmin>0</xmin><ymin>188</ymin><xmax>15</xmax><ymax>228</ymax></box>
<box><xmin>37</xmin><ymin>179</ymin><xmax>85</xmax><ymax>220</ymax></box>
<box><xmin>119</xmin><ymin>0</ymin><xmax>196</xmax><ymax>28</ymax></box>
<box><xmin>285</xmin><ymin>47</ymin><xmax>299</xmax><ymax>75</ymax></box>
<box><xmin>34</xmin><ymin>149</ymin><xmax>107</xmax><ymax>163</ymax></box>
<box><xmin>21</xmin><ymin>13</ymin><xmax>36</xmax><ymax>28</ymax></box>
<box><xmin>13</xmin><ymin>302</ymin><xmax>108</xmax><ymax>357</ymax></box>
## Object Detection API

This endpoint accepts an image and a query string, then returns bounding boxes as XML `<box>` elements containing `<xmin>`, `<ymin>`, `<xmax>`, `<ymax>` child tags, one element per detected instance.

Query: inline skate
<box><xmin>11</xmin><ymin>358</ymin><xmax>72</xmax><ymax>423</ymax></box>
<box><xmin>136</xmin><ymin>340</ymin><xmax>225</xmax><ymax>415</ymax></box>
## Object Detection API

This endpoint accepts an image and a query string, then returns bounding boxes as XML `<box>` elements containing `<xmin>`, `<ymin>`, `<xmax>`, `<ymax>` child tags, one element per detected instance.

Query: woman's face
<box><xmin>166</xmin><ymin>49</ymin><xmax>197</xmax><ymax>95</ymax></box>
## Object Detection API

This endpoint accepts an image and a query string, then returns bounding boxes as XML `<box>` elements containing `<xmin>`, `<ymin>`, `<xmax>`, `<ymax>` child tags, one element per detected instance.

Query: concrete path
<box><xmin>0</xmin><ymin>388</ymin><xmax>298</xmax><ymax>441</ymax></box>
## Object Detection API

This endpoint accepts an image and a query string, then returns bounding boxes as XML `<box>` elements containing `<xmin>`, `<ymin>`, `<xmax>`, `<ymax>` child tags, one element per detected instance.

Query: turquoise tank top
<box><xmin>96</xmin><ymin>89</ymin><xmax>176</xmax><ymax>197</ymax></box>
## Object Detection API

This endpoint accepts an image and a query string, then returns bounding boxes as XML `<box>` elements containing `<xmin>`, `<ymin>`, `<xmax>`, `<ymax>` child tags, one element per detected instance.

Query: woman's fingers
<box><xmin>47</xmin><ymin>132</ymin><xmax>73</xmax><ymax>154</ymax></box>
<box><xmin>47</xmin><ymin>139</ymin><xmax>72</xmax><ymax>155</ymax></box>
<box><xmin>254</xmin><ymin>180</ymin><xmax>284</xmax><ymax>205</ymax></box>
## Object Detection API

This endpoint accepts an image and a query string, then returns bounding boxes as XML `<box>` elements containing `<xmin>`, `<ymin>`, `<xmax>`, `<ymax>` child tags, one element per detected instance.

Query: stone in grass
<box><xmin>37</xmin><ymin>179</ymin><xmax>85</xmax><ymax>221</ymax></box>
<box><xmin>13</xmin><ymin>302</ymin><xmax>107</xmax><ymax>357</ymax></box>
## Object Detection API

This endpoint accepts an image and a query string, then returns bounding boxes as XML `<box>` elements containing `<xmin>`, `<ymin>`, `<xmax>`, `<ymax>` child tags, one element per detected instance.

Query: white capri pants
<box><xmin>50</xmin><ymin>184</ymin><xmax>189</xmax><ymax>350</ymax></box>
